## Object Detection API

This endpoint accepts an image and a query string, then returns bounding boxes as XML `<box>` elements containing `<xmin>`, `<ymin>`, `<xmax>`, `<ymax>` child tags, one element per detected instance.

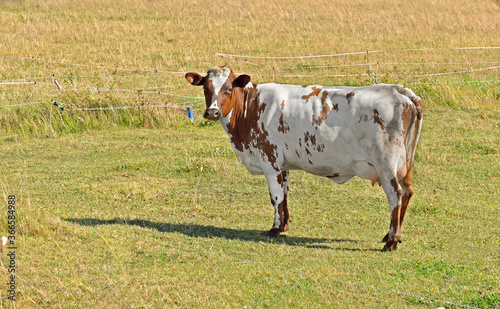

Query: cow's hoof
<box><xmin>381</xmin><ymin>233</ymin><xmax>389</xmax><ymax>243</ymax></box>
<box><xmin>283</xmin><ymin>223</ymin><xmax>289</xmax><ymax>232</ymax></box>
<box><xmin>382</xmin><ymin>241</ymin><xmax>399</xmax><ymax>252</ymax></box>
<box><xmin>381</xmin><ymin>233</ymin><xmax>402</xmax><ymax>244</ymax></box>
<box><xmin>268</xmin><ymin>228</ymin><xmax>281</xmax><ymax>237</ymax></box>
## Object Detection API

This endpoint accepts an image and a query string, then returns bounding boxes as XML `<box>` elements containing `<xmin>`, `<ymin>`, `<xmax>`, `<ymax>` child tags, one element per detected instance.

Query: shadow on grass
<box><xmin>64</xmin><ymin>217</ymin><xmax>373</xmax><ymax>251</ymax></box>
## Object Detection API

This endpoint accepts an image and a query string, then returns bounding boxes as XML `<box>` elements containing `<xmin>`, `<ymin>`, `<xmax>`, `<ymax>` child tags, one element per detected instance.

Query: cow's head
<box><xmin>185</xmin><ymin>67</ymin><xmax>251</xmax><ymax>121</ymax></box>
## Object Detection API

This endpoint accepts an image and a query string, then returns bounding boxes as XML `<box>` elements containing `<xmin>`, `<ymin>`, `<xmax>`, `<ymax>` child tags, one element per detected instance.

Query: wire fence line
<box><xmin>215</xmin><ymin>46</ymin><xmax>500</xmax><ymax>84</ymax></box>
<box><xmin>0</xmin><ymin>75</ymin><xmax>190</xmax><ymax>83</ymax></box>
<box><xmin>0</xmin><ymin>99</ymin><xmax>204</xmax><ymax>111</ymax></box>
<box><xmin>215</xmin><ymin>46</ymin><xmax>500</xmax><ymax>61</ymax></box>
<box><xmin>0</xmin><ymin>101</ymin><xmax>49</xmax><ymax>109</ymax></box>
<box><xmin>17</xmin><ymin>276</ymin><xmax>85</xmax><ymax>296</ymax></box>
<box><xmin>0</xmin><ymin>48</ymin><xmax>498</xmax><ymax>137</ymax></box>
<box><xmin>415</xmin><ymin>65</ymin><xmax>500</xmax><ymax>77</ymax></box>
<box><xmin>60</xmin><ymin>87</ymin><xmax>203</xmax><ymax>99</ymax></box>
<box><xmin>64</xmin><ymin>101</ymin><xmax>204</xmax><ymax>111</ymax></box>
<box><xmin>0</xmin><ymin>56</ymin><xmax>187</xmax><ymax>75</ymax></box>
<box><xmin>1</xmin><ymin>56</ymin><xmax>205</xmax><ymax>118</ymax></box>
<box><xmin>2</xmin><ymin>60</ymin><xmax>499</xmax><ymax>84</ymax></box>
<box><xmin>407</xmin><ymin>78</ymin><xmax>500</xmax><ymax>85</ymax></box>
<box><xmin>280</xmin><ymin>73</ymin><xmax>379</xmax><ymax>78</ymax></box>
<box><xmin>18</xmin><ymin>212</ymin><xmax>482</xmax><ymax>309</ymax></box>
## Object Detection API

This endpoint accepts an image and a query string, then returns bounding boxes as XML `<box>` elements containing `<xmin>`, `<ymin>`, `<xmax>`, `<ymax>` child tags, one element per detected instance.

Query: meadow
<box><xmin>1</xmin><ymin>0</ymin><xmax>499</xmax><ymax>307</ymax></box>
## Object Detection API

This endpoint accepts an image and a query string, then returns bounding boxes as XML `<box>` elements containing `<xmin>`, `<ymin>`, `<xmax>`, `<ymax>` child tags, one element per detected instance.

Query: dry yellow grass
<box><xmin>0</xmin><ymin>0</ymin><xmax>499</xmax><ymax>136</ymax></box>
<box><xmin>1</xmin><ymin>0</ymin><xmax>499</xmax><ymax>69</ymax></box>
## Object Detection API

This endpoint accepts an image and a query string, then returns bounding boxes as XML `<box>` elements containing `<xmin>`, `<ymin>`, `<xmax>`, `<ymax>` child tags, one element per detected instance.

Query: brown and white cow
<box><xmin>186</xmin><ymin>66</ymin><xmax>423</xmax><ymax>251</ymax></box>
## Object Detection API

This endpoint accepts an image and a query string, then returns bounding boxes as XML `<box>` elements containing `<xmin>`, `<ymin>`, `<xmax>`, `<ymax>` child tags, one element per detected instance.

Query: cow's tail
<box><xmin>403</xmin><ymin>95</ymin><xmax>423</xmax><ymax>187</ymax></box>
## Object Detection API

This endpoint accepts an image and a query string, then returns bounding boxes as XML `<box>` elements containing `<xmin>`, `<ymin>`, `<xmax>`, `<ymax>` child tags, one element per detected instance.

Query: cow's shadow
<box><xmin>64</xmin><ymin>217</ymin><xmax>366</xmax><ymax>251</ymax></box>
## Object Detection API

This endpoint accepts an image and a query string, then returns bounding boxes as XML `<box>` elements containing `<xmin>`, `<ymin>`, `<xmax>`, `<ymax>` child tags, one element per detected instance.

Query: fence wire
<box><xmin>0</xmin><ymin>49</ymin><xmax>498</xmax><ymax>136</ymax></box>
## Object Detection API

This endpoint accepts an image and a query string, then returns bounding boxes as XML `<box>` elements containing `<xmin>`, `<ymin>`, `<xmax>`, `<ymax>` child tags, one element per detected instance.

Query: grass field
<box><xmin>1</xmin><ymin>0</ymin><xmax>499</xmax><ymax>308</ymax></box>
<box><xmin>1</xmin><ymin>110</ymin><xmax>499</xmax><ymax>308</ymax></box>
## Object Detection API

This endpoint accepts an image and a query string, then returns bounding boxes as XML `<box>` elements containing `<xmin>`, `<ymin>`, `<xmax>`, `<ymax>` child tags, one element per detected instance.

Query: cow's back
<box><xmin>250</xmin><ymin>83</ymin><xmax>421</xmax><ymax>182</ymax></box>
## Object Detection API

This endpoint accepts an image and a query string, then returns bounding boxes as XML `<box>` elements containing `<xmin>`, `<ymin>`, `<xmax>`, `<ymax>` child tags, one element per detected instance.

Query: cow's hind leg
<box><xmin>381</xmin><ymin>182</ymin><xmax>414</xmax><ymax>250</ymax></box>
<box><xmin>399</xmin><ymin>183</ymin><xmax>414</xmax><ymax>230</ymax></box>
<box><xmin>380</xmin><ymin>176</ymin><xmax>403</xmax><ymax>251</ymax></box>
<box><xmin>265</xmin><ymin>170</ymin><xmax>289</xmax><ymax>237</ymax></box>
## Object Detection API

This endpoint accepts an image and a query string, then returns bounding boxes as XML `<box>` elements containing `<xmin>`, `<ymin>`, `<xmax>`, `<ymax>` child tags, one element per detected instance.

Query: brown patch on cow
<box><xmin>390</xmin><ymin>178</ymin><xmax>401</xmax><ymax>194</ymax></box>
<box><xmin>390</xmin><ymin>206</ymin><xmax>402</xmax><ymax>242</ymax></box>
<box><xmin>400</xmin><ymin>185</ymin><xmax>414</xmax><ymax>226</ymax></box>
<box><xmin>308</xmin><ymin>159</ymin><xmax>314</xmax><ymax>165</ymax></box>
<box><xmin>277</xmin><ymin>114</ymin><xmax>290</xmax><ymax>133</ymax></box>
<box><xmin>312</xmin><ymin>91</ymin><xmax>331</xmax><ymax>127</ymax></box>
<box><xmin>277</xmin><ymin>172</ymin><xmax>285</xmax><ymax>188</ymax></box>
<box><xmin>373</xmin><ymin>109</ymin><xmax>386</xmax><ymax>132</ymax></box>
<box><xmin>304</xmin><ymin>132</ymin><xmax>321</xmax><ymax>155</ymax></box>
<box><xmin>219</xmin><ymin>83</ymin><xmax>234</xmax><ymax>117</ymax></box>
<box><xmin>227</xmin><ymin>85</ymin><xmax>279</xmax><ymax>170</ymax></box>
<box><xmin>397</xmin><ymin>88</ymin><xmax>423</xmax><ymax>121</ymax></box>
<box><xmin>280</xmin><ymin>100</ymin><xmax>286</xmax><ymax>110</ymax></box>
<box><xmin>295</xmin><ymin>151</ymin><xmax>301</xmax><ymax>158</ymax></box>
<box><xmin>304</xmin><ymin>131</ymin><xmax>317</xmax><ymax>146</ymax></box>
<box><xmin>321</xmin><ymin>90</ymin><xmax>328</xmax><ymax>104</ymax></box>
<box><xmin>412</xmin><ymin>97</ymin><xmax>423</xmax><ymax>120</ymax></box>
<box><xmin>275</xmin><ymin>171</ymin><xmax>290</xmax><ymax>232</ymax></box>
<box><xmin>301</xmin><ymin>86</ymin><xmax>321</xmax><ymax>103</ymax></box>
<box><xmin>346</xmin><ymin>92</ymin><xmax>355</xmax><ymax>104</ymax></box>
<box><xmin>277</xmin><ymin>195</ymin><xmax>290</xmax><ymax>232</ymax></box>
<box><xmin>400</xmin><ymin>103</ymin><xmax>412</xmax><ymax>138</ymax></box>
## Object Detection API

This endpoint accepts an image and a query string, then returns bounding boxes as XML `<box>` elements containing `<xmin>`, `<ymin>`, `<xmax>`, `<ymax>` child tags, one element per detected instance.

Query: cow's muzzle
<box><xmin>204</xmin><ymin>108</ymin><xmax>221</xmax><ymax>121</ymax></box>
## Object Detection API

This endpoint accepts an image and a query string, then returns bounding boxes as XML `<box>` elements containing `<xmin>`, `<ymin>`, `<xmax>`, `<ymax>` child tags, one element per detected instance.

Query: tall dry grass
<box><xmin>1</xmin><ymin>0</ymin><xmax>499</xmax><ymax>137</ymax></box>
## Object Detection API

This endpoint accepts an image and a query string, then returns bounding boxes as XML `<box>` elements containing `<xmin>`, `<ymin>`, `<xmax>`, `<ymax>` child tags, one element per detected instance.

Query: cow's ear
<box><xmin>232</xmin><ymin>74</ymin><xmax>251</xmax><ymax>88</ymax></box>
<box><xmin>185</xmin><ymin>73</ymin><xmax>206</xmax><ymax>86</ymax></box>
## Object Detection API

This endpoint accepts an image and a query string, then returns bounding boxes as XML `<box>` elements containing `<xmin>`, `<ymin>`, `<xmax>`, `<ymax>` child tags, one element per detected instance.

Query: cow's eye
<box><xmin>225</xmin><ymin>88</ymin><xmax>233</xmax><ymax>95</ymax></box>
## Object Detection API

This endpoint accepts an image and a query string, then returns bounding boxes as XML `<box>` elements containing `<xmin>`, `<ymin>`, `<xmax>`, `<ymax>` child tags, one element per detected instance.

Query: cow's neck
<box><xmin>220</xmin><ymin>83</ymin><xmax>263</xmax><ymax>153</ymax></box>
<box><xmin>220</xmin><ymin>83</ymin><xmax>255</xmax><ymax>127</ymax></box>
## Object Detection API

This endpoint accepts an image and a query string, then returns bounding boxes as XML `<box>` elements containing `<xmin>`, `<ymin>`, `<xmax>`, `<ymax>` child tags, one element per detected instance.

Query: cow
<box><xmin>186</xmin><ymin>66</ymin><xmax>423</xmax><ymax>251</ymax></box>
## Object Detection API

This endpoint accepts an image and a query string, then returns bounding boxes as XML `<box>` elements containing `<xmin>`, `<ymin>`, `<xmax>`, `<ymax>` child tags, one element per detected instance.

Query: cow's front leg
<box><xmin>265</xmin><ymin>170</ymin><xmax>289</xmax><ymax>237</ymax></box>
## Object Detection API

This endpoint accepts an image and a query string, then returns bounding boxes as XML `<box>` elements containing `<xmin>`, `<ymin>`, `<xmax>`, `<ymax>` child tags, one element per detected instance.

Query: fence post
<box><xmin>156</xmin><ymin>69</ymin><xmax>160</xmax><ymax>102</ymax></box>
<box><xmin>49</xmin><ymin>75</ymin><xmax>54</xmax><ymax>138</ymax></box>
<box><xmin>366</xmin><ymin>51</ymin><xmax>371</xmax><ymax>83</ymax></box>
<box><xmin>32</xmin><ymin>57</ymin><xmax>38</xmax><ymax>101</ymax></box>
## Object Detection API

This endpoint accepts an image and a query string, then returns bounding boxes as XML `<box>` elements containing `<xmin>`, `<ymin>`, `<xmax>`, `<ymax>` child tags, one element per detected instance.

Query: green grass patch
<box><xmin>1</xmin><ymin>109</ymin><xmax>499</xmax><ymax>307</ymax></box>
